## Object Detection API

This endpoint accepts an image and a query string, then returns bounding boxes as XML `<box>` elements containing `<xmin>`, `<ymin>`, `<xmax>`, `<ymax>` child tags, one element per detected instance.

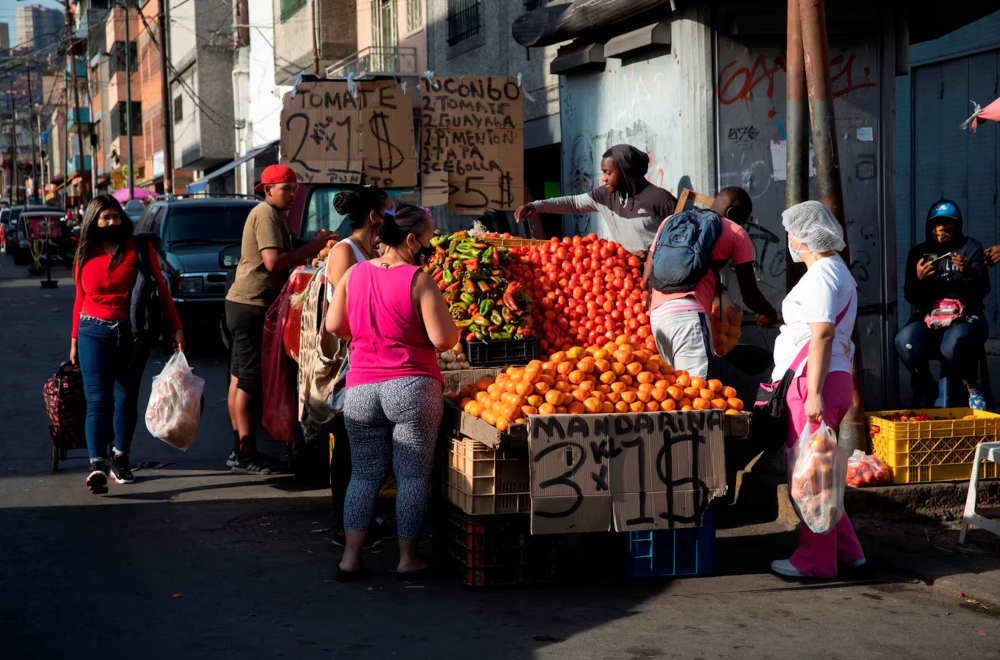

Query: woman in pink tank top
<box><xmin>325</xmin><ymin>204</ymin><xmax>459</xmax><ymax>582</ymax></box>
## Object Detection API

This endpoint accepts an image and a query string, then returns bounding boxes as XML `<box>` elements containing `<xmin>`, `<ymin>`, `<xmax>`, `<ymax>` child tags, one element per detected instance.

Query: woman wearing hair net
<box><xmin>769</xmin><ymin>201</ymin><xmax>865</xmax><ymax>578</ymax></box>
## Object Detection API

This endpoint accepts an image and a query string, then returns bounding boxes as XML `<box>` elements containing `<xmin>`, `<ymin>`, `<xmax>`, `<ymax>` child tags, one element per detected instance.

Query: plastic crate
<box><xmin>441</xmin><ymin>506</ymin><xmax>556</xmax><ymax>588</ymax></box>
<box><xmin>620</xmin><ymin>503</ymin><xmax>717</xmax><ymax>578</ymax></box>
<box><xmin>445</xmin><ymin>438</ymin><xmax>531</xmax><ymax>515</ymax></box>
<box><xmin>466</xmin><ymin>338</ymin><xmax>540</xmax><ymax>368</ymax></box>
<box><xmin>868</xmin><ymin>408</ymin><xmax>1000</xmax><ymax>484</ymax></box>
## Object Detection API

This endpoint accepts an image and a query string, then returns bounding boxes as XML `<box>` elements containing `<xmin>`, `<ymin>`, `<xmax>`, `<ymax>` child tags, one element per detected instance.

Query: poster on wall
<box><xmin>421</xmin><ymin>75</ymin><xmax>524</xmax><ymax>214</ymax></box>
<box><xmin>279</xmin><ymin>81</ymin><xmax>417</xmax><ymax>188</ymax></box>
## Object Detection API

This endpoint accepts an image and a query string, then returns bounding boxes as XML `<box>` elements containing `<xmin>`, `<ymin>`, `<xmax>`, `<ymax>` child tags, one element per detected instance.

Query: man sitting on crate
<box><xmin>643</xmin><ymin>187</ymin><xmax>778</xmax><ymax>379</ymax></box>
<box><xmin>514</xmin><ymin>144</ymin><xmax>674</xmax><ymax>257</ymax></box>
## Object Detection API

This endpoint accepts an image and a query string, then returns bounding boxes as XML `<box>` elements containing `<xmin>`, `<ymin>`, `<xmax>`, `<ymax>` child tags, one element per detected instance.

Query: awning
<box><xmin>186</xmin><ymin>141</ymin><xmax>278</xmax><ymax>194</ymax></box>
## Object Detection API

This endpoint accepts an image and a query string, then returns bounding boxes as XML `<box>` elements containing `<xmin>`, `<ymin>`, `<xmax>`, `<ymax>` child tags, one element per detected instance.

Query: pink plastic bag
<box><xmin>787</xmin><ymin>422</ymin><xmax>847</xmax><ymax>535</ymax></box>
<box><xmin>262</xmin><ymin>278</ymin><xmax>299</xmax><ymax>444</ymax></box>
<box><xmin>846</xmin><ymin>450</ymin><xmax>892</xmax><ymax>488</ymax></box>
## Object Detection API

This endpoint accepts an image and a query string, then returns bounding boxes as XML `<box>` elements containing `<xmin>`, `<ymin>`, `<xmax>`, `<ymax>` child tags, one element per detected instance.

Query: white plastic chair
<box><xmin>959</xmin><ymin>441</ymin><xmax>1000</xmax><ymax>544</ymax></box>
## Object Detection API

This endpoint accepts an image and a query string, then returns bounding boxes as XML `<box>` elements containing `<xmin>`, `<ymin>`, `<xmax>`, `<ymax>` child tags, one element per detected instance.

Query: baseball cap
<box><xmin>255</xmin><ymin>164</ymin><xmax>298</xmax><ymax>193</ymax></box>
<box><xmin>927</xmin><ymin>200</ymin><xmax>962</xmax><ymax>222</ymax></box>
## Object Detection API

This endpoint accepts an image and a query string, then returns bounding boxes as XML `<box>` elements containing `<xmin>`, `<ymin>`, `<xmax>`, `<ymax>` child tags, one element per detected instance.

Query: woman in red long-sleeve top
<box><xmin>70</xmin><ymin>194</ymin><xmax>184</xmax><ymax>494</ymax></box>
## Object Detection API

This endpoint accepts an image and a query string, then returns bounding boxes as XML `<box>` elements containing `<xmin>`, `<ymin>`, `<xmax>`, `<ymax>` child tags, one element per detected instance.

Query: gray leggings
<box><xmin>342</xmin><ymin>376</ymin><xmax>444</xmax><ymax>542</ymax></box>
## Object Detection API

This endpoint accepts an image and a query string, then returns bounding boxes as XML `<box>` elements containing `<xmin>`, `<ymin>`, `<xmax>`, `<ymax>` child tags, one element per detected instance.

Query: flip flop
<box><xmin>335</xmin><ymin>565</ymin><xmax>369</xmax><ymax>583</ymax></box>
<box><xmin>396</xmin><ymin>561</ymin><xmax>433</xmax><ymax>583</ymax></box>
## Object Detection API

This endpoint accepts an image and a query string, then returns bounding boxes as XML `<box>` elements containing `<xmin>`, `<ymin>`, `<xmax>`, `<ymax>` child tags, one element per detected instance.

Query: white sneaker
<box><xmin>846</xmin><ymin>557</ymin><xmax>866</xmax><ymax>567</ymax></box>
<box><xmin>771</xmin><ymin>559</ymin><xmax>806</xmax><ymax>577</ymax></box>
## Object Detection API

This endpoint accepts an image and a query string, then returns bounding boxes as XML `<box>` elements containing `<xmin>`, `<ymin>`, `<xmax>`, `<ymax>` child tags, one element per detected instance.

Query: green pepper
<box><xmin>479</xmin><ymin>300</ymin><xmax>494</xmax><ymax>317</ymax></box>
<box><xmin>476</xmin><ymin>281</ymin><xmax>492</xmax><ymax>293</ymax></box>
<box><xmin>490</xmin><ymin>331</ymin><xmax>512</xmax><ymax>340</ymax></box>
<box><xmin>448</xmin><ymin>238</ymin><xmax>462</xmax><ymax>257</ymax></box>
<box><xmin>442</xmin><ymin>269</ymin><xmax>455</xmax><ymax>285</ymax></box>
<box><xmin>456</xmin><ymin>246</ymin><xmax>482</xmax><ymax>260</ymax></box>
<box><xmin>460</xmin><ymin>292</ymin><xmax>476</xmax><ymax>306</ymax></box>
<box><xmin>501</xmin><ymin>306</ymin><xmax>515</xmax><ymax>323</ymax></box>
<box><xmin>473</xmin><ymin>327</ymin><xmax>487</xmax><ymax>342</ymax></box>
<box><xmin>490</xmin><ymin>309</ymin><xmax>504</xmax><ymax>326</ymax></box>
<box><xmin>503</xmin><ymin>324</ymin><xmax>517</xmax><ymax>335</ymax></box>
<box><xmin>455</xmin><ymin>319</ymin><xmax>474</xmax><ymax>328</ymax></box>
<box><xmin>431</xmin><ymin>234</ymin><xmax>449</xmax><ymax>247</ymax></box>
<box><xmin>449</xmin><ymin>303</ymin><xmax>468</xmax><ymax>320</ymax></box>
<box><xmin>480</xmin><ymin>247</ymin><xmax>493</xmax><ymax>265</ymax></box>
<box><xmin>472</xmin><ymin>314</ymin><xmax>490</xmax><ymax>327</ymax></box>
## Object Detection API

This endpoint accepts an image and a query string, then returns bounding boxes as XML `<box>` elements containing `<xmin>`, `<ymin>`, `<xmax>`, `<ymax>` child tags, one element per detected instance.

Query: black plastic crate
<box><xmin>438</xmin><ymin>506</ymin><xmax>556</xmax><ymax>588</ymax></box>
<box><xmin>465</xmin><ymin>338</ymin><xmax>540</xmax><ymax>368</ymax></box>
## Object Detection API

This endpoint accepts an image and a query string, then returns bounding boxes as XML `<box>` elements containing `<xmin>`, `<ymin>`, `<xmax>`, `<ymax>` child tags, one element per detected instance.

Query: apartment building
<box><xmin>16</xmin><ymin>4</ymin><xmax>63</xmax><ymax>52</ymax></box>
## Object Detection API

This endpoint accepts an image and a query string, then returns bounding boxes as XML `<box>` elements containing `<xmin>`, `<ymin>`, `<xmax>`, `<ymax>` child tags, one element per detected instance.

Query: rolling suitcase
<box><xmin>43</xmin><ymin>361</ymin><xmax>88</xmax><ymax>471</ymax></box>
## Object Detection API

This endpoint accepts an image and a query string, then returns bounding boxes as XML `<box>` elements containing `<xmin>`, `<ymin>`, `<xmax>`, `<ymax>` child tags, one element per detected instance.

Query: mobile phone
<box><xmin>923</xmin><ymin>252</ymin><xmax>952</xmax><ymax>265</ymax></box>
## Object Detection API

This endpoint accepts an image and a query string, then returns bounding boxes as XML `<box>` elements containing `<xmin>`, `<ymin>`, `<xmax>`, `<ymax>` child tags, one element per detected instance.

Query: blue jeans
<box><xmin>895</xmin><ymin>315</ymin><xmax>988</xmax><ymax>402</ymax></box>
<box><xmin>77</xmin><ymin>316</ymin><xmax>150</xmax><ymax>461</ymax></box>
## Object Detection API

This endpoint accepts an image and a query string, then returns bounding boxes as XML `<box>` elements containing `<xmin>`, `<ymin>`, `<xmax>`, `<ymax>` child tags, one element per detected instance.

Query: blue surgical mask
<box><xmin>789</xmin><ymin>237</ymin><xmax>806</xmax><ymax>263</ymax></box>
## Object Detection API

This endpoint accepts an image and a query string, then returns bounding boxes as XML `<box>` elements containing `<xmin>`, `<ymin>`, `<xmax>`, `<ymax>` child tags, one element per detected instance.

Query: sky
<box><xmin>0</xmin><ymin>0</ymin><xmax>66</xmax><ymax>46</ymax></box>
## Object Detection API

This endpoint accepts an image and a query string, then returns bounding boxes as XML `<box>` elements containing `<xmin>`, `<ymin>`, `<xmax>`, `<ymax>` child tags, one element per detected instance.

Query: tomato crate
<box><xmin>445</xmin><ymin>438</ymin><xmax>531</xmax><ymax>515</ymax></box>
<box><xmin>439</xmin><ymin>506</ymin><xmax>556</xmax><ymax>589</ymax></box>
<box><xmin>465</xmin><ymin>338</ymin><xmax>540</xmax><ymax>368</ymax></box>
<box><xmin>868</xmin><ymin>408</ymin><xmax>1000</xmax><ymax>484</ymax></box>
<box><xmin>620</xmin><ymin>503</ymin><xmax>717</xmax><ymax>578</ymax></box>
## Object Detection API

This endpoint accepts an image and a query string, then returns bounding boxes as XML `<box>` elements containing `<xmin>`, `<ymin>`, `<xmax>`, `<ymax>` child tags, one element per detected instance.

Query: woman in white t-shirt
<box><xmin>769</xmin><ymin>201</ymin><xmax>865</xmax><ymax>579</ymax></box>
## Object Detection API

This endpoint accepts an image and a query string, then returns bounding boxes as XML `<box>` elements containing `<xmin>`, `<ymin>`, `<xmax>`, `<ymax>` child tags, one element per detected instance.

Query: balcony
<box><xmin>67</xmin><ymin>108</ymin><xmax>91</xmax><ymax>135</ymax></box>
<box><xmin>326</xmin><ymin>46</ymin><xmax>417</xmax><ymax>79</ymax></box>
<box><xmin>67</xmin><ymin>155</ymin><xmax>93</xmax><ymax>177</ymax></box>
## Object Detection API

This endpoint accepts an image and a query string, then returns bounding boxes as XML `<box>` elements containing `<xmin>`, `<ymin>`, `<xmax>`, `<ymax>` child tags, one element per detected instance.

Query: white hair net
<box><xmin>782</xmin><ymin>201</ymin><xmax>846</xmax><ymax>253</ymax></box>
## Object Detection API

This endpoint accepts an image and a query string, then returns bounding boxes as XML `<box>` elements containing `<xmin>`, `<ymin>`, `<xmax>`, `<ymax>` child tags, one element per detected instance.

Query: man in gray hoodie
<box><xmin>515</xmin><ymin>144</ymin><xmax>676</xmax><ymax>255</ymax></box>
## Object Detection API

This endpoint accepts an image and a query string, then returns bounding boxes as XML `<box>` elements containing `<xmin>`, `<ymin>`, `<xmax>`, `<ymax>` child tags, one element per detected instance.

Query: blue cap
<box><xmin>928</xmin><ymin>200</ymin><xmax>961</xmax><ymax>222</ymax></box>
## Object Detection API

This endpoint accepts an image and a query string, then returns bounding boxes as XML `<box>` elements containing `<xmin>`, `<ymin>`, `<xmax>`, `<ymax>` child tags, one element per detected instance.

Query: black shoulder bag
<box><xmin>130</xmin><ymin>232</ymin><xmax>164</xmax><ymax>345</ymax></box>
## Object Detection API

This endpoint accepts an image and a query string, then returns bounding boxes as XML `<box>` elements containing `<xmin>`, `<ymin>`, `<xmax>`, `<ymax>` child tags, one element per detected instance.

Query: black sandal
<box><xmin>335</xmin><ymin>565</ymin><xmax>369</xmax><ymax>583</ymax></box>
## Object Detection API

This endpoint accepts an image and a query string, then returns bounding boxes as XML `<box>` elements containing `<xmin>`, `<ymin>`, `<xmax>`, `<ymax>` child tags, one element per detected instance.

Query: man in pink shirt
<box><xmin>642</xmin><ymin>187</ymin><xmax>778</xmax><ymax>377</ymax></box>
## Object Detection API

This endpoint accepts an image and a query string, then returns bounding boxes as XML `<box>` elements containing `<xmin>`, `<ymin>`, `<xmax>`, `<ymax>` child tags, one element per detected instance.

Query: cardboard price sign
<box><xmin>421</xmin><ymin>76</ymin><xmax>524</xmax><ymax>214</ymax></box>
<box><xmin>528</xmin><ymin>411</ymin><xmax>727</xmax><ymax>535</ymax></box>
<box><xmin>280</xmin><ymin>81</ymin><xmax>416</xmax><ymax>187</ymax></box>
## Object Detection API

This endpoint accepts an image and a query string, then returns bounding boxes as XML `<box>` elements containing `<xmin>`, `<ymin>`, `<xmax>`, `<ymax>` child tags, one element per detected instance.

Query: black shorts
<box><xmin>226</xmin><ymin>300</ymin><xmax>269</xmax><ymax>395</ymax></box>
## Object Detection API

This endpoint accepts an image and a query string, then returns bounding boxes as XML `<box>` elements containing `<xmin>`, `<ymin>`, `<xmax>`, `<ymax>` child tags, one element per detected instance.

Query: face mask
<box><xmin>97</xmin><ymin>224</ymin><xmax>125</xmax><ymax>241</ymax></box>
<box><xmin>414</xmin><ymin>240</ymin><xmax>434</xmax><ymax>266</ymax></box>
<box><xmin>788</xmin><ymin>237</ymin><xmax>806</xmax><ymax>263</ymax></box>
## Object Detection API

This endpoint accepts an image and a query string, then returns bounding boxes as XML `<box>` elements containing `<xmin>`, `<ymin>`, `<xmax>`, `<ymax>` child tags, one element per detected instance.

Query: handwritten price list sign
<box><xmin>280</xmin><ymin>81</ymin><xmax>417</xmax><ymax>188</ymax></box>
<box><xmin>421</xmin><ymin>76</ymin><xmax>524</xmax><ymax>215</ymax></box>
<box><xmin>528</xmin><ymin>410</ymin><xmax>727</xmax><ymax>535</ymax></box>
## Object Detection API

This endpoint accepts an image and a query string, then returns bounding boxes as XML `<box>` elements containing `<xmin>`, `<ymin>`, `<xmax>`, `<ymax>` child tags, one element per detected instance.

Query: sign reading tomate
<box><xmin>421</xmin><ymin>76</ymin><xmax>524</xmax><ymax>215</ymax></box>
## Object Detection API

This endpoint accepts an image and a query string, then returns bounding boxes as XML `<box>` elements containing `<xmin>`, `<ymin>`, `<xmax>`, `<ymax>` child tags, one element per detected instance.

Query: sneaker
<box><xmin>331</xmin><ymin>528</ymin><xmax>383</xmax><ymax>550</ymax></box>
<box><xmin>230</xmin><ymin>453</ymin><xmax>282</xmax><ymax>475</ymax></box>
<box><xmin>225</xmin><ymin>449</ymin><xmax>239</xmax><ymax>468</ymax></box>
<box><xmin>110</xmin><ymin>452</ymin><xmax>135</xmax><ymax>484</ymax></box>
<box><xmin>86</xmin><ymin>461</ymin><xmax>109</xmax><ymax>494</ymax></box>
<box><xmin>845</xmin><ymin>557</ymin><xmax>867</xmax><ymax>568</ymax></box>
<box><xmin>771</xmin><ymin>559</ymin><xmax>806</xmax><ymax>577</ymax></box>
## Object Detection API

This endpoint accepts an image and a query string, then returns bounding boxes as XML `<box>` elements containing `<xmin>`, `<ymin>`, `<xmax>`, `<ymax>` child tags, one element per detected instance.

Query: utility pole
<box><xmin>312</xmin><ymin>0</ymin><xmax>320</xmax><ymax>74</ymax></box>
<box><xmin>784</xmin><ymin>0</ymin><xmax>808</xmax><ymax>290</ymax></box>
<box><xmin>26</xmin><ymin>59</ymin><xmax>39</xmax><ymax>204</ymax></box>
<box><xmin>158</xmin><ymin>0</ymin><xmax>173</xmax><ymax>194</ymax></box>
<box><xmin>10</xmin><ymin>80</ymin><xmax>19</xmax><ymax>204</ymax></box>
<box><xmin>66</xmin><ymin>3</ymin><xmax>88</xmax><ymax>205</ymax></box>
<box><xmin>798</xmin><ymin>0</ymin><xmax>867</xmax><ymax>452</ymax></box>
<box><xmin>123</xmin><ymin>0</ymin><xmax>134</xmax><ymax>201</ymax></box>
<box><xmin>38</xmin><ymin>114</ymin><xmax>45</xmax><ymax>195</ymax></box>
<box><xmin>63</xmin><ymin>82</ymin><xmax>69</xmax><ymax>210</ymax></box>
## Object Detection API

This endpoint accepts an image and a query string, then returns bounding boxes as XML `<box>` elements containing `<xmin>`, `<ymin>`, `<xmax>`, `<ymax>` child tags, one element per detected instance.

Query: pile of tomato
<box><xmin>507</xmin><ymin>234</ymin><xmax>656</xmax><ymax>354</ymax></box>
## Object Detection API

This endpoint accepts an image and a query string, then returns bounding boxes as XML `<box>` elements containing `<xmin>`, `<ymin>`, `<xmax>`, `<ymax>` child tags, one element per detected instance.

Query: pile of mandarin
<box><xmin>448</xmin><ymin>337</ymin><xmax>745</xmax><ymax>431</ymax></box>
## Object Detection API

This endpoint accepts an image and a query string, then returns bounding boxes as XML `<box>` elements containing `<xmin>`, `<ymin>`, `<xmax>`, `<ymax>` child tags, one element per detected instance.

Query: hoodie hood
<box><xmin>924</xmin><ymin>199</ymin><xmax>965</xmax><ymax>250</ymax></box>
<box><xmin>609</xmin><ymin>145</ymin><xmax>649</xmax><ymax>207</ymax></box>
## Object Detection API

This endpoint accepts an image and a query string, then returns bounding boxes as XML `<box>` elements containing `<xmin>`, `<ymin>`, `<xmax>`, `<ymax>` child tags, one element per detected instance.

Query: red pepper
<box><xmin>466</xmin><ymin>332</ymin><xmax>478</xmax><ymax>342</ymax></box>
<box><xmin>464</xmin><ymin>258</ymin><xmax>480</xmax><ymax>271</ymax></box>
<box><xmin>432</xmin><ymin>269</ymin><xmax>444</xmax><ymax>283</ymax></box>
<box><xmin>437</xmin><ymin>280</ymin><xmax>447</xmax><ymax>291</ymax></box>
<box><xmin>445</xmin><ymin>282</ymin><xmax>462</xmax><ymax>293</ymax></box>
<box><xmin>492</xmin><ymin>248</ymin><xmax>499</xmax><ymax>269</ymax></box>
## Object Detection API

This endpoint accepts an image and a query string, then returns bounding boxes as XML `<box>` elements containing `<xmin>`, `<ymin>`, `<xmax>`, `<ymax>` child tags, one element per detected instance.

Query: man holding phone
<box><xmin>896</xmin><ymin>200</ymin><xmax>990</xmax><ymax>407</ymax></box>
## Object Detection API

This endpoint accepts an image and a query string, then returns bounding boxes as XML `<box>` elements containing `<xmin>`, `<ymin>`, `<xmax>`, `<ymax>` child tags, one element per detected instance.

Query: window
<box><xmin>304</xmin><ymin>188</ymin><xmax>350</xmax><ymax>238</ymax></box>
<box><xmin>162</xmin><ymin>205</ymin><xmax>256</xmax><ymax>245</ymax></box>
<box><xmin>407</xmin><ymin>0</ymin><xmax>423</xmax><ymax>32</ymax></box>
<box><xmin>107</xmin><ymin>41</ymin><xmax>138</xmax><ymax>77</ymax></box>
<box><xmin>110</xmin><ymin>102</ymin><xmax>143</xmax><ymax>140</ymax></box>
<box><xmin>173</xmin><ymin>96</ymin><xmax>183</xmax><ymax>125</ymax></box>
<box><xmin>280</xmin><ymin>0</ymin><xmax>305</xmax><ymax>23</ymax></box>
<box><xmin>447</xmin><ymin>0</ymin><xmax>480</xmax><ymax>46</ymax></box>
<box><xmin>524</xmin><ymin>0</ymin><xmax>547</xmax><ymax>9</ymax></box>
<box><xmin>372</xmin><ymin>0</ymin><xmax>398</xmax><ymax>51</ymax></box>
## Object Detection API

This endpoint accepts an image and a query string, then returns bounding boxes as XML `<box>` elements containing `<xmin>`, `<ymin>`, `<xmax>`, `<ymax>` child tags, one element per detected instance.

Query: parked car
<box><xmin>136</xmin><ymin>196</ymin><xmax>258</xmax><ymax>327</ymax></box>
<box><xmin>123</xmin><ymin>199</ymin><xmax>146</xmax><ymax>224</ymax></box>
<box><xmin>2</xmin><ymin>205</ymin><xmax>55</xmax><ymax>265</ymax></box>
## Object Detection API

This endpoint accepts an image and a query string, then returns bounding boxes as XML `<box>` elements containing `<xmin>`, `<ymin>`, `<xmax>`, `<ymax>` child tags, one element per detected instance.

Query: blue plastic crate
<box><xmin>621</xmin><ymin>503</ymin><xmax>717</xmax><ymax>578</ymax></box>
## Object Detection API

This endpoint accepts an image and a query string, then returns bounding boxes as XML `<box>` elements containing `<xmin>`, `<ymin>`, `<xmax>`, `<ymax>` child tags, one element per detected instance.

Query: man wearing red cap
<box><xmin>225</xmin><ymin>165</ymin><xmax>335</xmax><ymax>474</ymax></box>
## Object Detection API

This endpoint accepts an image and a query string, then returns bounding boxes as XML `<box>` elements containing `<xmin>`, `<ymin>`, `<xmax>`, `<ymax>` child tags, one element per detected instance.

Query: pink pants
<box><xmin>785</xmin><ymin>371</ymin><xmax>864</xmax><ymax>578</ymax></box>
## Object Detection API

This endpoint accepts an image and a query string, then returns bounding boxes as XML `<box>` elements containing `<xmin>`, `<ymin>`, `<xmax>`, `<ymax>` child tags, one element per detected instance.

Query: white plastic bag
<box><xmin>145</xmin><ymin>351</ymin><xmax>205</xmax><ymax>451</ymax></box>
<box><xmin>846</xmin><ymin>449</ymin><xmax>892</xmax><ymax>488</ymax></box>
<box><xmin>787</xmin><ymin>422</ymin><xmax>847</xmax><ymax>534</ymax></box>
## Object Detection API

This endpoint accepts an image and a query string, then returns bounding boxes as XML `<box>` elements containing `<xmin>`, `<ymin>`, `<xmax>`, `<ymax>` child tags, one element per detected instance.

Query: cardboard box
<box><xmin>528</xmin><ymin>410</ymin><xmax>727</xmax><ymax>535</ymax></box>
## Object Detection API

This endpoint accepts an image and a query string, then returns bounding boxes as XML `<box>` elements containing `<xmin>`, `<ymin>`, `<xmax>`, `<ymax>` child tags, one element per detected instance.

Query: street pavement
<box><xmin>1</xmin><ymin>253</ymin><xmax>999</xmax><ymax>660</ymax></box>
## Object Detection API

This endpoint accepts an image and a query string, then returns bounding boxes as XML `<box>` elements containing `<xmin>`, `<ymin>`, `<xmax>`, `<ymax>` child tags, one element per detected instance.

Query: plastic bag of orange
<box><xmin>787</xmin><ymin>422</ymin><xmax>846</xmax><ymax>534</ymax></box>
<box><xmin>710</xmin><ymin>293</ymin><xmax>742</xmax><ymax>357</ymax></box>
<box><xmin>845</xmin><ymin>450</ymin><xmax>892</xmax><ymax>488</ymax></box>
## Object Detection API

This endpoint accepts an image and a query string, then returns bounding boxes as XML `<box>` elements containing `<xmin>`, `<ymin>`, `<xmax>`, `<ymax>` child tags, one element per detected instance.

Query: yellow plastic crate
<box><xmin>445</xmin><ymin>437</ymin><xmax>530</xmax><ymax>515</ymax></box>
<box><xmin>868</xmin><ymin>408</ymin><xmax>1000</xmax><ymax>484</ymax></box>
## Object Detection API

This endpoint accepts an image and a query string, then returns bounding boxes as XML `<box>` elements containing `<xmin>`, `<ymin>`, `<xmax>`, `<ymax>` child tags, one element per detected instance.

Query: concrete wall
<box><xmin>248</xmin><ymin>0</ymin><xmax>287</xmax><ymax>148</ymax></box>
<box><xmin>356</xmin><ymin>0</ymin><xmax>427</xmax><ymax>74</ymax></box>
<box><xmin>273</xmin><ymin>0</ymin><xmax>357</xmax><ymax>83</ymax></box>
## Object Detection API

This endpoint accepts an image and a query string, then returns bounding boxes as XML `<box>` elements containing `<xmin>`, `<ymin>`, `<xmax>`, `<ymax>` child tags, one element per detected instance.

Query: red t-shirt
<box><xmin>72</xmin><ymin>238</ymin><xmax>183</xmax><ymax>338</ymax></box>
<box><xmin>649</xmin><ymin>216</ymin><xmax>755</xmax><ymax>316</ymax></box>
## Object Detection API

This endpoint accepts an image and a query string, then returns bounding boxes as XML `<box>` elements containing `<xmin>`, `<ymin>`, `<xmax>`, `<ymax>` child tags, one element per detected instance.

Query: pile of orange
<box><xmin>452</xmin><ymin>337</ymin><xmax>745</xmax><ymax>430</ymax></box>
<box><xmin>710</xmin><ymin>300</ymin><xmax>743</xmax><ymax>357</ymax></box>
